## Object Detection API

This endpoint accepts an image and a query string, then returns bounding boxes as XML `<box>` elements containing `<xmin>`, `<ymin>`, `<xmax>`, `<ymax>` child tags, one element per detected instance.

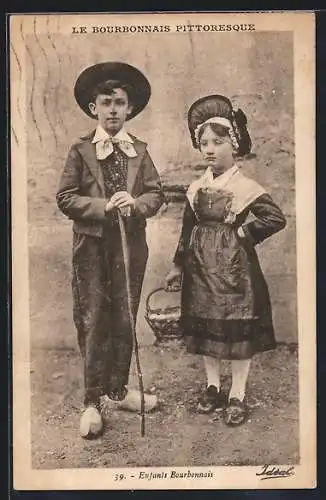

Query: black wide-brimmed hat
<box><xmin>74</xmin><ymin>62</ymin><xmax>151</xmax><ymax>120</ymax></box>
<box><xmin>188</xmin><ymin>94</ymin><xmax>252</xmax><ymax>156</ymax></box>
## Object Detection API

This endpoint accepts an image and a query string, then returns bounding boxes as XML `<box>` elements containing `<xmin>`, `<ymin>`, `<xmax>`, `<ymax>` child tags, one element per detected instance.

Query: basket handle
<box><xmin>145</xmin><ymin>286</ymin><xmax>179</xmax><ymax>314</ymax></box>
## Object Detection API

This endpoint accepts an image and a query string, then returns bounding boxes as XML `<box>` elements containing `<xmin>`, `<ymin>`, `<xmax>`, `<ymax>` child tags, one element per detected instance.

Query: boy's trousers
<box><xmin>71</xmin><ymin>223</ymin><xmax>148</xmax><ymax>406</ymax></box>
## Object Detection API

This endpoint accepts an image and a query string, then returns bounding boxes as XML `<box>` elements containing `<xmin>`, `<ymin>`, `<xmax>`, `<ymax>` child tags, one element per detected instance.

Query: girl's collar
<box><xmin>207</xmin><ymin>164</ymin><xmax>239</xmax><ymax>182</ymax></box>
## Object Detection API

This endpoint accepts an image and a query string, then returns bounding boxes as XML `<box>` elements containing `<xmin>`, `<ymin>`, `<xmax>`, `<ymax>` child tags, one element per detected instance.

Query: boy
<box><xmin>56</xmin><ymin>62</ymin><xmax>165</xmax><ymax>438</ymax></box>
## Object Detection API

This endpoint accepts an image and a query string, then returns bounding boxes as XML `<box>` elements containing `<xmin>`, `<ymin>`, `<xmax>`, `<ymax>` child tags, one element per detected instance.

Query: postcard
<box><xmin>10</xmin><ymin>11</ymin><xmax>316</xmax><ymax>490</ymax></box>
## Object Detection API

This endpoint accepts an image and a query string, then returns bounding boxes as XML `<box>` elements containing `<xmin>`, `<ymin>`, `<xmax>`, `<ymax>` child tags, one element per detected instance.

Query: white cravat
<box><xmin>92</xmin><ymin>125</ymin><xmax>138</xmax><ymax>160</ymax></box>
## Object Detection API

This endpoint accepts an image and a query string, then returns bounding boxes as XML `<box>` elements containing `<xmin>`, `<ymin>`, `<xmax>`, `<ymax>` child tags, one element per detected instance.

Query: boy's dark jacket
<box><xmin>56</xmin><ymin>130</ymin><xmax>164</xmax><ymax>237</ymax></box>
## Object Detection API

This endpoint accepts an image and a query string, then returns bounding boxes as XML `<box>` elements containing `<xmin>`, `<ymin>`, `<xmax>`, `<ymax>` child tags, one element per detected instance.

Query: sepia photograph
<box><xmin>10</xmin><ymin>11</ymin><xmax>316</xmax><ymax>490</ymax></box>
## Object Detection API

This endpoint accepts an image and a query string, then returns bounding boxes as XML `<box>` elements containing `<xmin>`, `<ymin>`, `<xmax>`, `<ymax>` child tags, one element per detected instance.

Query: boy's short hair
<box><xmin>90</xmin><ymin>79</ymin><xmax>134</xmax><ymax>105</ymax></box>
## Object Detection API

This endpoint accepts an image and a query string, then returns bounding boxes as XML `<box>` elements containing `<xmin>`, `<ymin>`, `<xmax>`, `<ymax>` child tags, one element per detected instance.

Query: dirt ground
<box><xmin>31</xmin><ymin>343</ymin><xmax>299</xmax><ymax>469</ymax></box>
<box><xmin>30</xmin><ymin>217</ymin><xmax>299</xmax><ymax>469</ymax></box>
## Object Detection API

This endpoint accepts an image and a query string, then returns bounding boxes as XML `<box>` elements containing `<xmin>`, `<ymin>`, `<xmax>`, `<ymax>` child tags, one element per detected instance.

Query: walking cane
<box><xmin>117</xmin><ymin>210</ymin><xmax>146</xmax><ymax>437</ymax></box>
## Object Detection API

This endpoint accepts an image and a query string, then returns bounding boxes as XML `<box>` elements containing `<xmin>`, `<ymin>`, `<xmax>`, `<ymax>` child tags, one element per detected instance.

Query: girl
<box><xmin>165</xmin><ymin>95</ymin><xmax>286</xmax><ymax>426</ymax></box>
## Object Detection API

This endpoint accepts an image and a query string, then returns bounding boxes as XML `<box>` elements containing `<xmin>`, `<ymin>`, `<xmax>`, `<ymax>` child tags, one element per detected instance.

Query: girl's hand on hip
<box><xmin>165</xmin><ymin>266</ymin><xmax>183</xmax><ymax>292</ymax></box>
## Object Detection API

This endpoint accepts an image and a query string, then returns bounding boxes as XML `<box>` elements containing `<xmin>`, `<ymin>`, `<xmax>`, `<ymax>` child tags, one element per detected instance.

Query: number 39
<box><xmin>114</xmin><ymin>473</ymin><xmax>125</xmax><ymax>481</ymax></box>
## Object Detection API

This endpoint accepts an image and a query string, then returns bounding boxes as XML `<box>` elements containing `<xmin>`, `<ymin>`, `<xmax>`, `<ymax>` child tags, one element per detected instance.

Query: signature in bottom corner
<box><xmin>256</xmin><ymin>464</ymin><xmax>295</xmax><ymax>480</ymax></box>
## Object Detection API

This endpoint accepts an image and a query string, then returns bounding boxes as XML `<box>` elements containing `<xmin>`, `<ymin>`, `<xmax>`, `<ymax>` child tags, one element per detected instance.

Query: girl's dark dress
<box><xmin>173</xmin><ymin>167</ymin><xmax>286</xmax><ymax>360</ymax></box>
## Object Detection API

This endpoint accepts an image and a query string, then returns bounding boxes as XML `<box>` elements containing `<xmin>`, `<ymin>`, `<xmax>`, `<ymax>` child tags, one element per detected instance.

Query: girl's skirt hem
<box><xmin>181</xmin><ymin>315</ymin><xmax>276</xmax><ymax>359</ymax></box>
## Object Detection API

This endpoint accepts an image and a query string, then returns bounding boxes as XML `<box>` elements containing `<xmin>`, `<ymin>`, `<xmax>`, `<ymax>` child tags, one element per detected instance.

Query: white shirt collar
<box><xmin>92</xmin><ymin>125</ymin><xmax>134</xmax><ymax>144</ymax></box>
<box><xmin>207</xmin><ymin>164</ymin><xmax>239</xmax><ymax>183</ymax></box>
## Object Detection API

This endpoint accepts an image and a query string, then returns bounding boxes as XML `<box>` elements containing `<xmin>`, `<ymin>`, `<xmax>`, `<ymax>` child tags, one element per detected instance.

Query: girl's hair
<box><xmin>90</xmin><ymin>79</ymin><xmax>134</xmax><ymax>104</ymax></box>
<box><xmin>197</xmin><ymin>122</ymin><xmax>230</xmax><ymax>145</ymax></box>
<box><xmin>188</xmin><ymin>95</ymin><xmax>252</xmax><ymax>156</ymax></box>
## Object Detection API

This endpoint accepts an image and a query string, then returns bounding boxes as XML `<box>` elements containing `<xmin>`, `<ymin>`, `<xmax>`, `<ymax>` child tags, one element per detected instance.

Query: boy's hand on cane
<box><xmin>111</xmin><ymin>191</ymin><xmax>135</xmax><ymax>217</ymax></box>
<box><xmin>105</xmin><ymin>200</ymin><xmax>115</xmax><ymax>213</ymax></box>
<box><xmin>165</xmin><ymin>265</ymin><xmax>183</xmax><ymax>292</ymax></box>
<box><xmin>111</xmin><ymin>191</ymin><xmax>135</xmax><ymax>208</ymax></box>
<box><xmin>105</xmin><ymin>198</ymin><xmax>131</xmax><ymax>218</ymax></box>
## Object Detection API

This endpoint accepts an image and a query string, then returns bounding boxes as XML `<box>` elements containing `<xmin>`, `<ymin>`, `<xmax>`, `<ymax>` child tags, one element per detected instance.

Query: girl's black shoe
<box><xmin>197</xmin><ymin>385</ymin><xmax>227</xmax><ymax>413</ymax></box>
<box><xmin>223</xmin><ymin>397</ymin><xmax>248</xmax><ymax>426</ymax></box>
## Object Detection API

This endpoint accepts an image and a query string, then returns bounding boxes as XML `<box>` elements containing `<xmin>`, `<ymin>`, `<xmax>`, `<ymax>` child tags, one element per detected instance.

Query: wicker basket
<box><xmin>145</xmin><ymin>287</ymin><xmax>183</xmax><ymax>343</ymax></box>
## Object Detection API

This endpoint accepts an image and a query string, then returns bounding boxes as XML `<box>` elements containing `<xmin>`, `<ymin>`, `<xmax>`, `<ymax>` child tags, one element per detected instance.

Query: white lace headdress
<box><xmin>194</xmin><ymin>116</ymin><xmax>239</xmax><ymax>150</ymax></box>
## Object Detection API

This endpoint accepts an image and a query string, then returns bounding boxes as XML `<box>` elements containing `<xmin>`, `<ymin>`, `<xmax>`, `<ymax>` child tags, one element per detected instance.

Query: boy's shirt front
<box><xmin>92</xmin><ymin>124</ymin><xmax>138</xmax><ymax>160</ymax></box>
<box><xmin>57</xmin><ymin>124</ymin><xmax>165</xmax><ymax>237</ymax></box>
